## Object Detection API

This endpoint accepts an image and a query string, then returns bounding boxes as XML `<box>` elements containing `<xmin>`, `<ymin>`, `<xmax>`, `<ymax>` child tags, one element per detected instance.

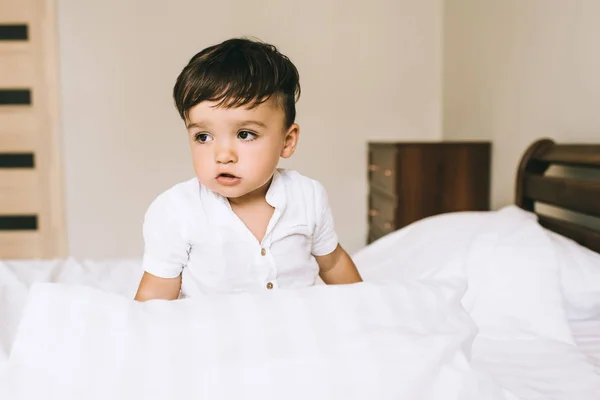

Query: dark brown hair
<box><xmin>173</xmin><ymin>37</ymin><xmax>301</xmax><ymax>128</ymax></box>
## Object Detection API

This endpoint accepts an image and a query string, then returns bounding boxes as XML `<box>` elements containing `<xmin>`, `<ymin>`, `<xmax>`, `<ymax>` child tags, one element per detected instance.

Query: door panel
<box><xmin>0</xmin><ymin>0</ymin><xmax>65</xmax><ymax>258</ymax></box>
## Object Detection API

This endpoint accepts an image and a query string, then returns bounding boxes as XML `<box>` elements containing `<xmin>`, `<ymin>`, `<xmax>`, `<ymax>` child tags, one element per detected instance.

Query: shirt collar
<box><xmin>265</xmin><ymin>169</ymin><xmax>287</xmax><ymax>211</ymax></box>
<box><xmin>203</xmin><ymin>169</ymin><xmax>287</xmax><ymax>212</ymax></box>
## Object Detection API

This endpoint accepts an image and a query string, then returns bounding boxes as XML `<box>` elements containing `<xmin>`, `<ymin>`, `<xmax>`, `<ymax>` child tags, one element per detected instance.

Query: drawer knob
<box><xmin>384</xmin><ymin>169</ymin><xmax>393</xmax><ymax>177</ymax></box>
<box><xmin>368</xmin><ymin>164</ymin><xmax>380</xmax><ymax>172</ymax></box>
<box><xmin>368</xmin><ymin>209</ymin><xmax>379</xmax><ymax>217</ymax></box>
<box><xmin>383</xmin><ymin>221</ymin><xmax>394</xmax><ymax>230</ymax></box>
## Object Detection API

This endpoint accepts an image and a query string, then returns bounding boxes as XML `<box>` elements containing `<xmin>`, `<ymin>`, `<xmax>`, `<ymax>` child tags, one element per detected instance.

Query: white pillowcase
<box><xmin>355</xmin><ymin>206</ymin><xmax>575</xmax><ymax>345</ymax></box>
<box><xmin>353</xmin><ymin>211</ymin><xmax>488</xmax><ymax>282</ymax></box>
<box><xmin>5</xmin><ymin>281</ymin><xmax>515</xmax><ymax>400</ymax></box>
<box><xmin>461</xmin><ymin>206</ymin><xmax>574</xmax><ymax>344</ymax></box>
<box><xmin>548</xmin><ymin>231</ymin><xmax>600</xmax><ymax>321</ymax></box>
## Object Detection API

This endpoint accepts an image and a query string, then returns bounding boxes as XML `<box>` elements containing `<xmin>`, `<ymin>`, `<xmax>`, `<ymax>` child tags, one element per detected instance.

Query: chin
<box><xmin>200</xmin><ymin>177</ymin><xmax>270</xmax><ymax>199</ymax></box>
<box><xmin>211</xmin><ymin>186</ymin><xmax>249</xmax><ymax>199</ymax></box>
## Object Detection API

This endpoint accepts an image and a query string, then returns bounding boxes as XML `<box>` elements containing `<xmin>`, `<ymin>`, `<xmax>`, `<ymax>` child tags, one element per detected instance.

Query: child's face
<box><xmin>185</xmin><ymin>98</ymin><xmax>299</xmax><ymax>200</ymax></box>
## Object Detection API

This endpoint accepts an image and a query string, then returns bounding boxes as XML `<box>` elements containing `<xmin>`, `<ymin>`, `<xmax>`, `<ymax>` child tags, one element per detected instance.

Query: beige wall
<box><xmin>443</xmin><ymin>0</ymin><xmax>600</xmax><ymax>209</ymax></box>
<box><xmin>57</xmin><ymin>0</ymin><xmax>443</xmax><ymax>258</ymax></box>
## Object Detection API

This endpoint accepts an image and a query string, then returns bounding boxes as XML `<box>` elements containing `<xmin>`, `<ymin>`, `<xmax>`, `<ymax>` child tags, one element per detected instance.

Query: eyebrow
<box><xmin>238</xmin><ymin>120</ymin><xmax>267</xmax><ymax>128</ymax></box>
<box><xmin>186</xmin><ymin>120</ymin><xmax>268</xmax><ymax>130</ymax></box>
<box><xmin>185</xmin><ymin>121</ymin><xmax>206</xmax><ymax>130</ymax></box>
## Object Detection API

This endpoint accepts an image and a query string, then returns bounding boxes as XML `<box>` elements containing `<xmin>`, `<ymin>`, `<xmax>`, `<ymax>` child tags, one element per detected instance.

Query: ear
<box><xmin>280</xmin><ymin>123</ymin><xmax>300</xmax><ymax>159</ymax></box>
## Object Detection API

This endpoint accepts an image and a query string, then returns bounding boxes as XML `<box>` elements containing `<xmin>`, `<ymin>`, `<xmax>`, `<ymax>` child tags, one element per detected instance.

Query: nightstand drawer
<box><xmin>368</xmin><ymin>145</ymin><xmax>396</xmax><ymax>196</ymax></box>
<box><xmin>368</xmin><ymin>191</ymin><xmax>397</xmax><ymax>234</ymax></box>
<box><xmin>368</xmin><ymin>226</ymin><xmax>388</xmax><ymax>244</ymax></box>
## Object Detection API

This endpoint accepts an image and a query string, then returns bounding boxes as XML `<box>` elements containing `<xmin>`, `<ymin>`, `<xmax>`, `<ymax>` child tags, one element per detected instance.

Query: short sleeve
<box><xmin>311</xmin><ymin>181</ymin><xmax>339</xmax><ymax>256</ymax></box>
<box><xmin>141</xmin><ymin>193</ymin><xmax>190</xmax><ymax>278</ymax></box>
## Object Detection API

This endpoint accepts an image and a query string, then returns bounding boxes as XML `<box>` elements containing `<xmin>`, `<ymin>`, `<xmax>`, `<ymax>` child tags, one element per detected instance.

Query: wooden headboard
<box><xmin>516</xmin><ymin>138</ymin><xmax>600</xmax><ymax>253</ymax></box>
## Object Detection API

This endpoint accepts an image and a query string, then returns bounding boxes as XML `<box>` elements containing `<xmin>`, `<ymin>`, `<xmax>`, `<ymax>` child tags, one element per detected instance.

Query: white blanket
<box><xmin>473</xmin><ymin>336</ymin><xmax>600</xmax><ymax>400</ymax></box>
<box><xmin>2</xmin><ymin>206</ymin><xmax>600</xmax><ymax>399</ymax></box>
<box><xmin>4</xmin><ymin>280</ymin><xmax>515</xmax><ymax>400</ymax></box>
<box><xmin>0</xmin><ymin>257</ymin><xmax>143</xmax><ymax>368</ymax></box>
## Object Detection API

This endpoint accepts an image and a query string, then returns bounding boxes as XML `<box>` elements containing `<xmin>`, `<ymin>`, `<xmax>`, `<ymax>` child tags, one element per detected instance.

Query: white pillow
<box><xmin>461</xmin><ymin>206</ymin><xmax>574</xmax><ymax>344</ymax></box>
<box><xmin>548</xmin><ymin>231</ymin><xmax>600</xmax><ymax>321</ymax></box>
<box><xmin>4</xmin><ymin>281</ymin><xmax>513</xmax><ymax>400</ymax></box>
<box><xmin>355</xmin><ymin>206</ymin><xmax>575</xmax><ymax>345</ymax></box>
<box><xmin>353</xmin><ymin>211</ymin><xmax>489</xmax><ymax>280</ymax></box>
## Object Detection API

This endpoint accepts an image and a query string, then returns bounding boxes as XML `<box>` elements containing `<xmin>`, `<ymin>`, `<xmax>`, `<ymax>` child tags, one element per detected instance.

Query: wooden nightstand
<box><xmin>367</xmin><ymin>142</ymin><xmax>491</xmax><ymax>244</ymax></box>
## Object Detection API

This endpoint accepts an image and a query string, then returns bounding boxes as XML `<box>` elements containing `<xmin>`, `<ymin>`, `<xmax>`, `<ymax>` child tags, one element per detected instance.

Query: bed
<box><xmin>515</xmin><ymin>138</ymin><xmax>600</xmax><ymax>253</ymax></box>
<box><xmin>0</xmin><ymin>138</ymin><xmax>599</xmax><ymax>399</ymax></box>
<box><xmin>516</xmin><ymin>137</ymin><xmax>600</xmax><ymax>370</ymax></box>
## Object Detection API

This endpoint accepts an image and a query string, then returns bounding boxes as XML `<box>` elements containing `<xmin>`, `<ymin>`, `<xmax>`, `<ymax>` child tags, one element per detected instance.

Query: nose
<box><xmin>214</xmin><ymin>140</ymin><xmax>238</xmax><ymax>164</ymax></box>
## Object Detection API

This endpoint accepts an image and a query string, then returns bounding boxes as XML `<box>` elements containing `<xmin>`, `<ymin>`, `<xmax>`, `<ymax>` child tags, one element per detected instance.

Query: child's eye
<box><xmin>237</xmin><ymin>130</ymin><xmax>257</xmax><ymax>141</ymax></box>
<box><xmin>195</xmin><ymin>133</ymin><xmax>213</xmax><ymax>143</ymax></box>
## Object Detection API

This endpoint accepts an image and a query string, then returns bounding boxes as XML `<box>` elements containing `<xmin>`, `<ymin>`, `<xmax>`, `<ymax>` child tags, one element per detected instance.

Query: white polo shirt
<box><xmin>141</xmin><ymin>169</ymin><xmax>339</xmax><ymax>297</ymax></box>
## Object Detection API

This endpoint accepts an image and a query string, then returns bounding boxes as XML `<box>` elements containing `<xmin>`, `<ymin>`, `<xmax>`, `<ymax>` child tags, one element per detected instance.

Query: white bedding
<box><xmin>572</xmin><ymin>319</ymin><xmax>600</xmax><ymax>366</ymax></box>
<box><xmin>5</xmin><ymin>280</ymin><xmax>519</xmax><ymax>400</ymax></box>
<box><xmin>472</xmin><ymin>336</ymin><xmax>600</xmax><ymax>399</ymax></box>
<box><xmin>0</xmin><ymin>258</ymin><xmax>143</xmax><ymax>369</ymax></box>
<box><xmin>0</xmin><ymin>206</ymin><xmax>599</xmax><ymax>399</ymax></box>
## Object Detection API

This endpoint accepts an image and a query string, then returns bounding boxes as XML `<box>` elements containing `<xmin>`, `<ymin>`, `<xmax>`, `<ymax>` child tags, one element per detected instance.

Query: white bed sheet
<box><xmin>572</xmin><ymin>319</ymin><xmax>600</xmax><ymax>367</ymax></box>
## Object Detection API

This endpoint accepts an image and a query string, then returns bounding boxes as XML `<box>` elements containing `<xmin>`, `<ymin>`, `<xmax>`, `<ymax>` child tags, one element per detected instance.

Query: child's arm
<box><xmin>134</xmin><ymin>272</ymin><xmax>182</xmax><ymax>301</ymax></box>
<box><xmin>135</xmin><ymin>191</ymin><xmax>189</xmax><ymax>301</ymax></box>
<box><xmin>311</xmin><ymin>181</ymin><xmax>362</xmax><ymax>284</ymax></box>
<box><xmin>315</xmin><ymin>244</ymin><xmax>363</xmax><ymax>285</ymax></box>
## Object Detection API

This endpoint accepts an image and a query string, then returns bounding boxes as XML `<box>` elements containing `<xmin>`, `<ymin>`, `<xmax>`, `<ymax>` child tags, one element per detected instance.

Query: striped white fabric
<box><xmin>473</xmin><ymin>336</ymin><xmax>600</xmax><ymax>400</ymax></box>
<box><xmin>0</xmin><ymin>258</ymin><xmax>142</xmax><ymax>371</ymax></box>
<box><xmin>2</xmin><ymin>206</ymin><xmax>599</xmax><ymax>399</ymax></box>
<box><xmin>4</xmin><ymin>280</ymin><xmax>515</xmax><ymax>400</ymax></box>
<box><xmin>572</xmin><ymin>319</ymin><xmax>600</xmax><ymax>367</ymax></box>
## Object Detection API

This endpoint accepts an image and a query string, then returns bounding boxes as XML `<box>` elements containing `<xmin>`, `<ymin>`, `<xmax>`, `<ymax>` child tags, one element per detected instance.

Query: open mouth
<box><xmin>217</xmin><ymin>173</ymin><xmax>239</xmax><ymax>179</ymax></box>
<box><xmin>216</xmin><ymin>173</ymin><xmax>241</xmax><ymax>185</ymax></box>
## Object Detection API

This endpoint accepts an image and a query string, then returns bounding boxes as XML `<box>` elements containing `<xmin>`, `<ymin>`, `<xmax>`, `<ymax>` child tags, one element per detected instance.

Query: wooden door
<box><xmin>0</xmin><ymin>0</ymin><xmax>65</xmax><ymax>258</ymax></box>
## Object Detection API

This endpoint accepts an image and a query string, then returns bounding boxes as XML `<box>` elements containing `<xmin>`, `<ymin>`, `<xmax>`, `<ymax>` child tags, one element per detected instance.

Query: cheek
<box><xmin>190</xmin><ymin>146</ymin><xmax>211</xmax><ymax>171</ymax></box>
<box><xmin>247</xmin><ymin>142</ymin><xmax>280</xmax><ymax>165</ymax></box>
